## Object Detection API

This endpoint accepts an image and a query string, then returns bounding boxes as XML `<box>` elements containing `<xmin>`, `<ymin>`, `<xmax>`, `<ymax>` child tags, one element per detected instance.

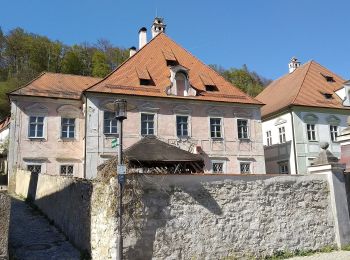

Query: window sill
<box><xmin>104</xmin><ymin>133</ymin><xmax>119</xmax><ymax>138</ymax></box>
<box><xmin>28</xmin><ymin>137</ymin><xmax>46</xmax><ymax>141</ymax></box>
<box><xmin>211</xmin><ymin>137</ymin><xmax>223</xmax><ymax>141</ymax></box>
<box><xmin>238</xmin><ymin>138</ymin><xmax>250</xmax><ymax>142</ymax></box>
<box><xmin>59</xmin><ymin>138</ymin><xmax>77</xmax><ymax>142</ymax></box>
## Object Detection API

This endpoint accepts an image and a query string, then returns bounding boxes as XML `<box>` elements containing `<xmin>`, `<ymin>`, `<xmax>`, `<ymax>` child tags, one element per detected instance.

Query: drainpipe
<box><xmin>290</xmin><ymin>110</ymin><xmax>299</xmax><ymax>174</ymax></box>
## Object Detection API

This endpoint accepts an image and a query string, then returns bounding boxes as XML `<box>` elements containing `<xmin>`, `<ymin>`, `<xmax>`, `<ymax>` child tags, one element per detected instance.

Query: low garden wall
<box><xmin>0</xmin><ymin>189</ymin><xmax>10</xmax><ymax>259</ymax></box>
<box><xmin>14</xmin><ymin>170</ymin><xmax>342</xmax><ymax>259</ymax></box>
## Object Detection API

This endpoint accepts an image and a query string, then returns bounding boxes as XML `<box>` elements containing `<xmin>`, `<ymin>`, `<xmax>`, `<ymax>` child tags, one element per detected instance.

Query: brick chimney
<box><xmin>129</xmin><ymin>46</ymin><xmax>136</xmax><ymax>57</ymax></box>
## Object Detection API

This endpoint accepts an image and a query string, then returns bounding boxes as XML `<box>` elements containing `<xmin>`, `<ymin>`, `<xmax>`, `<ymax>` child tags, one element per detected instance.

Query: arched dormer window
<box><xmin>175</xmin><ymin>72</ymin><xmax>187</xmax><ymax>96</ymax></box>
<box><xmin>166</xmin><ymin>65</ymin><xmax>196</xmax><ymax>97</ymax></box>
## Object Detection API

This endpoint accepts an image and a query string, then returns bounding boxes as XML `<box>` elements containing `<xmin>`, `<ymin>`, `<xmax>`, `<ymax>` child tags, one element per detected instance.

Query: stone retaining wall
<box><xmin>15</xmin><ymin>170</ymin><xmax>92</xmax><ymax>253</ymax></box>
<box><xmin>0</xmin><ymin>189</ymin><xmax>10</xmax><ymax>259</ymax></box>
<box><xmin>15</xmin><ymin>170</ymin><xmax>340</xmax><ymax>259</ymax></box>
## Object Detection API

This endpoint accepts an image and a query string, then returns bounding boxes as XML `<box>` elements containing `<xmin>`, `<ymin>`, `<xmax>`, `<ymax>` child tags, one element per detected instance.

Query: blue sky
<box><xmin>1</xmin><ymin>0</ymin><xmax>349</xmax><ymax>80</ymax></box>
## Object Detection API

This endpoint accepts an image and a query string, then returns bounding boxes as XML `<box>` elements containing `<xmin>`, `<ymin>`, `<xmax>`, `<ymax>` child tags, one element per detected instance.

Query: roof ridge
<box><xmin>84</xmin><ymin>33</ymin><xmax>164</xmax><ymax>93</ymax></box>
<box><xmin>44</xmin><ymin>71</ymin><xmax>101</xmax><ymax>80</ymax></box>
<box><xmin>290</xmin><ymin>61</ymin><xmax>313</xmax><ymax>105</ymax></box>
<box><xmin>161</xmin><ymin>34</ymin><xmax>262</xmax><ymax>103</ymax></box>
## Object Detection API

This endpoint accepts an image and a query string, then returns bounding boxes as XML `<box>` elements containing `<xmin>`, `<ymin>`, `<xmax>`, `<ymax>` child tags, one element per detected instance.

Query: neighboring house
<box><xmin>8</xmin><ymin>18</ymin><xmax>266</xmax><ymax>179</ymax></box>
<box><xmin>0</xmin><ymin>117</ymin><xmax>10</xmax><ymax>175</ymax></box>
<box><xmin>7</xmin><ymin>73</ymin><xmax>101</xmax><ymax>177</ymax></box>
<box><xmin>256</xmin><ymin>58</ymin><xmax>349</xmax><ymax>174</ymax></box>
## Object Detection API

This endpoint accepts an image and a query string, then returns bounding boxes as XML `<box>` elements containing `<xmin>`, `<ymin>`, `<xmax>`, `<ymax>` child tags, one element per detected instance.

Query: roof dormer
<box><xmin>166</xmin><ymin>65</ymin><xmax>196</xmax><ymax>97</ymax></box>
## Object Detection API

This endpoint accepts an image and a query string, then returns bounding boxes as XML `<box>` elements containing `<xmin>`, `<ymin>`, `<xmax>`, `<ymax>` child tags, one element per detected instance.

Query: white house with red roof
<box><xmin>8</xmin><ymin>18</ymin><xmax>266</xmax><ymax>178</ymax></box>
<box><xmin>256</xmin><ymin>58</ymin><xmax>350</xmax><ymax>174</ymax></box>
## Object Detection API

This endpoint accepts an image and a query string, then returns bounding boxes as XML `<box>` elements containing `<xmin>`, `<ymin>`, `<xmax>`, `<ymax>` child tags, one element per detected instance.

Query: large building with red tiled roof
<box><xmin>256</xmin><ymin>58</ymin><xmax>350</xmax><ymax>174</ymax></box>
<box><xmin>8</xmin><ymin>18</ymin><xmax>266</xmax><ymax>178</ymax></box>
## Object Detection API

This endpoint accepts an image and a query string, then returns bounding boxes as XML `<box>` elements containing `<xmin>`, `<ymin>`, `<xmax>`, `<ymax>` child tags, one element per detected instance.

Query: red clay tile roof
<box><xmin>85</xmin><ymin>33</ymin><xmax>262</xmax><ymax>105</ymax></box>
<box><xmin>0</xmin><ymin>116</ymin><xmax>10</xmax><ymax>132</ymax></box>
<box><xmin>9</xmin><ymin>72</ymin><xmax>101</xmax><ymax>100</ymax></box>
<box><xmin>256</xmin><ymin>60</ymin><xmax>348</xmax><ymax>118</ymax></box>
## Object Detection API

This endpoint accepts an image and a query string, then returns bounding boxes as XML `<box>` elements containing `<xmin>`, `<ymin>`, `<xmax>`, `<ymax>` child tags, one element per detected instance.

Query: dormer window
<box><xmin>322</xmin><ymin>92</ymin><xmax>333</xmax><ymax>99</ymax></box>
<box><xmin>167</xmin><ymin>65</ymin><xmax>196</xmax><ymax>97</ymax></box>
<box><xmin>175</xmin><ymin>72</ymin><xmax>187</xmax><ymax>96</ymax></box>
<box><xmin>321</xmin><ymin>73</ymin><xmax>335</xmax><ymax>82</ymax></box>
<box><xmin>205</xmin><ymin>85</ymin><xmax>219</xmax><ymax>92</ymax></box>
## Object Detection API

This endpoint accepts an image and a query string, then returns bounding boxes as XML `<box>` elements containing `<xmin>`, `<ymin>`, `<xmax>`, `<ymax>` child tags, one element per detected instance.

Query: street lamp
<box><xmin>114</xmin><ymin>99</ymin><xmax>127</xmax><ymax>260</ymax></box>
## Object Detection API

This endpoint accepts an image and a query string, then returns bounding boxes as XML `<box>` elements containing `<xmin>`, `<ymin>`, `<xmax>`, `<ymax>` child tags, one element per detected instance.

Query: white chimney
<box><xmin>288</xmin><ymin>57</ymin><xmax>301</xmax><ymax>73</ymax></box>
<box><xmin>139</xmin><ymin>27</ymin><xmax>147</xmax><ymax>49</ymax></box>
<box><xmin>129</xmin><ymin>46</ymin><xmax>136</xmax><ymax>57</ymax></box>
<box><xmin>151</xmin><ymin>17</ymin><xmax>166</xmax><ymax>38</ymax></box>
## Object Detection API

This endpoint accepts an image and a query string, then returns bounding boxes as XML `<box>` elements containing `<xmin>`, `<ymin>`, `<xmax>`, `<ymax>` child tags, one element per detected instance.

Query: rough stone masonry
<box><xmin>0</xmin><ymin>189</ymin><xmax>10</xmax><ymax>259</ymax></box>
<box><xmin>123</xmin><ymin>174</ymin><xmax>336</xmax><ymax>259</ymax></box>
<box><xmin>13</xmin><ymin>170</ymin><xmax>338</xmax><ymax>260</ymax></box>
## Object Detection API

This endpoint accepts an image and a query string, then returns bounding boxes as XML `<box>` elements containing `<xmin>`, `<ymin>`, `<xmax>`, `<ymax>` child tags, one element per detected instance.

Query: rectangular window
<box><xmin>330</xmin><ymin>125</ymin><xmax>338</xmax><ymax>142</ymax></box>
<box><xmin>279</xmin><ymin>161</ymin><xmax>289</xmax><ymax>174</ymax></box>
<box><xmin>266</xmin><ymin>130</ymin><xmax>272</xmax><ymax>146</ymax></box>
<box><xmin>29</xmin><ymin>116</ymin><xmax>44</xmax><ymax>138</ymax></box>
<box><xmin>60</xmin><ymin>165</ymin><xmax>74</xmax><ymax>176</ymax></box>
<box><xmin>240</xmin><ymin>162</ymin><xmax>251</xmax><ymax>174</ymax></box>
<box><xmin>212</xmin><ymin>162</ymin><xmax>224</xmax><ymax>173</ymax></box>
<box><xmin>27</xmin><ymin>164</ymin><xmax>41</xmax><ymax>174</ymax></box>
<box><xmin>176</xmin><ymin>115</ymin><xmax>188</xmax><ymax>137</ymax></box>
<box><xmin>61</xmin><ymin>118</ymin><xmax>75</xmax><ymax>138</ymax></box>
<box><xmin>210</xmin><ymin>118</ymin><xmax>222</xmax><ymax>138</ymax></box>
<box><xmin>279</xmin><ymin>126</ymin><xmax>286</xmax><ymax>143</ymax></box>
<box><xmin>307</xmin><ymin>124</ymin><xmax>317</xmax><ymax>141</ymax></box>
<box><xmin>104</xmin><ymin>111</ymin><xmax>118</xmax><ymax>134</ymax></box>
<box><xmin>141</xmin><ymin>113</ymin><xmax>155</xmax><ymax>136</ymax></box>
<box><xmin>237</xmin><ymin>119</ymin><xmax>249</xmax><ymax>139</ymax></box>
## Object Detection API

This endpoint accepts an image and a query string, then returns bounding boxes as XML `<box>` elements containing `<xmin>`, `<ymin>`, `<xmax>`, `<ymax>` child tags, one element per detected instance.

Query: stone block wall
<box><xmin>0</xmin><ymin>190</ymin><xmax>10</xmax><ymax>259</ymax></box>
<box><xmin>14</xmin><ymin>170</ymin><xmax>339</xmax><ymax>259</ymax></box>
<box><xmin>123</xmin><ymin>175</ymin><xmax>336</xmax><ymax>259</ymax></box>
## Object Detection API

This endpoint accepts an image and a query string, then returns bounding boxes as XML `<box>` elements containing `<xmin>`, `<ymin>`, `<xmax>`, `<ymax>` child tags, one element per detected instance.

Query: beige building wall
<box><xmin>8</xmin><ymin>96</ymin><xmax>85</xmax><ymax>178</ymax></box>
<box><xmin>85</xmin><ymin>94</ymin><xmax>266</xmax><ymax>178</ymax></box>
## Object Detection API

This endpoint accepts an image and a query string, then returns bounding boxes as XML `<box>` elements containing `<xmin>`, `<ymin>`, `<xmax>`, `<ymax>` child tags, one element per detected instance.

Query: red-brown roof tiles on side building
<box><xmin>0</xmin><ymin>116</ymin><xmax>10</xmax><ymax>132</ymax></box>
<box><xmin>85</xmin><ymin>33</ymin><xmax>262</xmax><ymax>105</ymax></box>
<box><xmin>256</xmin><ymin>60</ymin><xmax>348</xmax><ymax>118</ymax></box>
<box><xmin>9</xmin><ymin>72</ymin><xmax>101</xmax><ymax>100</ymax></box>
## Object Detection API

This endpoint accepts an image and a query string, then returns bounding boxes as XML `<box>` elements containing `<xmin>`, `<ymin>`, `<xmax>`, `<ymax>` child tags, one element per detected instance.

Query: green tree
<box><xmin>92</xmin><ymin>50</ymin><xmax>110</xmax><ymax>77</ymax></box>
<box><xmin>211</xmin><ymin>64</ymin><xmax>270</xmax><ymax>97</ymax></box>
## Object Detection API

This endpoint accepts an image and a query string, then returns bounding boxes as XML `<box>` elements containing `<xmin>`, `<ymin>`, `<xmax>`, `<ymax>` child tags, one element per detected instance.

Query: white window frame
<box><xmin>237</xmin><ymin>119</ymin><xmax>249</xmax><ymax>140</ymax></box>
<box><xmin>266</xmin><ymin>130</ymin><xmax>272</xmax><ymax>146</ymax></box>
<box><xmin>240</xmin><ymin>162</ymin><xmax>251</xmax><ymax>174</ymax></box>
<box><xmin>60</xmin><ymin>164</ymin><xmax>74</xmax><ymax>176</ymax></box>
<box><xmin>209</xmin><ymin>117</ymin><xmax>223</xmax><ymax>139</ymax></box>
<box><xmin>278</xmin><ymin>161</ymin><xmax>289</xmax><ymax>174</ymax></box>
<box><xmin>28</xmin><ymin>116</ymin><xmax>45</xmax><ymax>139</ymax></box>
<box><xmin>330</xmin><ymin>125</ymin><xmax>339</xmax><ymax>142</ymax></box>
<box><xmin>279</xmin><ymin>126</ymin><xmax>286</xmax><ymax>143</ymax></box>
<box><xmin>61</xmin><ymin>118</ymin><xmax>75</xmax><ymax>139</ymax></box>
<box><xmin>176</xmin><ymin>115</ymin><xmax>189</xmax><ymax>138</ymax></box>
<box><xmin>306</xmin><ymin>123</ymin><xmax>317</xmax><ymax>142</ymax></box>
<box><xmin>211</xmin><ymin>159</ymin><xmax>226</xmax><ymax>173</ymax></box>
<box><xmin>104</xmin><ymin>111</ymin><xmax>118</xmax><ymax>135</ymax></box>
<box><xmin>141</xmin><ymin>113</ymin><xmax>155</xmax><ymax>136</ymax></box>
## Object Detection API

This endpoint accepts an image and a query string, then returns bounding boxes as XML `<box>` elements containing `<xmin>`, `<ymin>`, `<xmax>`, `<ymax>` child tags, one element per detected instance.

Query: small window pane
<box><xmin>210</xmin><ymin>118</ymin><xmax>222</xmax><ymax>138</ymax></box>
<box><xmin>238</xmin><ymin>119</ymin><xmax>248</xmax><ymax>139</ymax></box>
<box><xmin>141</xmin><ymin>114</ymin><xmax>155</xmax><ymax>136</ymax></box>
<box><xmin>240</xmin><ymin>163</ymin><xmax>251</xmax><ymax>174</ymax></box>
<box><xmin>213</xmin><ymin>162</ymin><xmax>224</xmax><ymax>173</ymax></box>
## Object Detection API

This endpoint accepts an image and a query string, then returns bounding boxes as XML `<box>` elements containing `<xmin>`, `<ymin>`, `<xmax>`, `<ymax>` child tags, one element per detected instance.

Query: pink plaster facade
<box><xmin>85</xmin><ymin>94</ymin><xmax>266</xmax><ymax>179</ymax></box>
<box><xmin>8</xmin><ymin>96</ymin><xmax>85</xmax><ymax>177</ymax></box>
